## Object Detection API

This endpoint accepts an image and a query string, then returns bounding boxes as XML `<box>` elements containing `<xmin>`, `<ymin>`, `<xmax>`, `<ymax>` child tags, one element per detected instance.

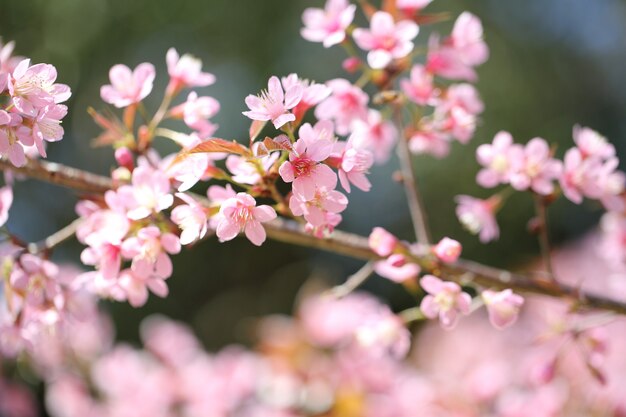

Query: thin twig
<box><xmin>26</xmin><ymin>218</ymin><xmax>83</xmax><ymax>255</ymax></box>
<box><xmin>3</xmin><ymin>159</ymin><xmax>626</xmax><ymax>315</ymax></box>
<box><xmin>328</xmin><ymin>261</ymin><xmax>376</xmax><ymax>298</ymax></box>
<box><xmin>393</xmin><ymin>108</ymin><xmax>432</xmax><ymax>245</ymax></box>
<box><xmin>533</xmin><ymin>193</ymin><xmax>555</xmax><ymax>281</ymax></box>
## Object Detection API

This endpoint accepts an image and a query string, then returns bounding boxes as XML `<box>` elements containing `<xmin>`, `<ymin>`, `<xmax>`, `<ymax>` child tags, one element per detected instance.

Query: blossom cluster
<box><xmin>0</xmin><ymin>40</ymin><xmax>71</xmax><ymax>167</ymax></box>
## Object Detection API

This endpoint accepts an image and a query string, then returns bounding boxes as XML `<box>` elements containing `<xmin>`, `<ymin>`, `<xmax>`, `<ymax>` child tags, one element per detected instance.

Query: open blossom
<box><xmin>100</xmin><ymin>63</ymin><xmax>155</xmax><ymax>108</ymax></box>
<box><xmin>419</xmin><ymin>275</ymin><xmax>471</xmax><ymax>329</ymax></box>
<box><xmin>573</xmin><ymin>125</ymin><xmax>615</xmax><ymax>159</ymax></box>
<box><xmin>226</xmin><ymin>149</ymin><xmax>278</xmax><ymax>185</ymax></box>
<box><xmin>455</xmin><ymin>195</ymin><xmax>500</xmax><ymax>243</ymax></box>
<box><xmin>426</xmin><ymin>12</ymin><xmax>488</xmax><ymax>81</ymax></box>
<box><xmin>0</xmin><ymin>110</ymin><xmax>33</xmax><ymax>167</ymax></box>
<box><xmin>353</xmin><ymin>11</ymin><xmax>419</xmax><ymax>69</ymax></box>
<box><xmin>397</xmin><ymin>0</ymin><xmax>432</xmax><ymax>14</ymax></box>
<box><xmin>171</xmin><ymin>193</ymin><xmax>208</xmax><ymax>245</ymax></box>
<box><xmin>289</xmin><ymin>186</ymin><xmax>348</xmax><ymax>227</ymax></box>
<box><xmin>117</xmin><ymin>268</ymin><xmax>170</xmax><ymax>308</ymax></box>
<box><xmin>121</xmin><ymin>226</ymin><xmax>181</xmax><ymax>281</ymax></box>
<box><xmin>31</xmin><ymin>104</ymin><xmax>67</xmax><ymax>157</ymax></box>
<box><xmin>348</xmin><ymin>109</ymin><xmax>397</xmax><ymax>164</ymax></box>
<box><xmin>301</xmin><ymin>0</ymin><xmax>356</xmax><ymax>48</ymax></box>
<box><xmin>281</xmin><ymin>74</ymin><xmax>331</xmax><ymax>121</ymax></box>
<box><xmin>243</xmin><ymin>76</ymin><xmax>303</xmax><ymax>129</ymax></box>
<box><xmin>481</xmin><ymin>289</ymin><xmax>524</xmax><ymax>330</ymax></box>
<box><xmin>315</xmin><ymin>78</ymin><xmax>368</xmax><ymax>135</ymax></box>
<box><xmin>409</xmin><ymin>130</ymin><xmax>450</xmax><ymax>158</ymax></box>
<box><xmin>433</xmin><ymin>237</ymin><xmax>462</xmax><ymax>263</ymax></box>
<box><xmin>509</xmin><ymin>138</ymin><xmax>562</xmax><ymax>195</ymax></box>
<box><xmin>166</xmin><ymin>48</ymin><xmax>215</xmax><ymax>92</ymax></box>
<box><xmin>279</xmin><ymin>122</ymin><xmax>337</xmax><ymax>200</ymax></box>
<box><xmin>334</xmin><ymin>141</ymin><xmax>373</xmax><ymax>193</ymax></box>
<box><xmin>173</xmin><ymin>92</ymin><xmax>220</xmax><ymax>138</ymax></box>
<box><xmin>8</xmin><ymin>59</ymin><xmax>71</xmax><ymax>117</ymax></box>
<box><xmin>216</xmin><ymin>192</ymin><xmax>277</xmax><ymax>246</ymax></box>
<box><xmin>401</xmin><ymin>64</ymin><xmax>437</xmax><ymax>106</ymax></box>
<box><xmin>116</xmin><ymin>163</ymin><xmax>174</xmax><ymax>220</ymax></box>
<box><xmin>476</xmin><ymin>131</ymin><xmax>521</xmax><ymax>188</ymax></box>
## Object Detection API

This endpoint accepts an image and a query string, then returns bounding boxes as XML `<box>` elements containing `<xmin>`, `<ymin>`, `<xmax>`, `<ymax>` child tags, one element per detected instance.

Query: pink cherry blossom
<box><xmin>408</xmin><ymin>130</ymin><xmax>450</xmax><ymax>158</ymax></box>
<box><xmin>559</xmin><ymin>148</ymin><xmax>597</xmax><ymax>204</ymax></box>
<box><xmin>509</xmin><ymin>138</ymin><xmax>562</xmax><ymax>195</ymax></box>
<box><xmin>8</xmin><ymin>59</ymin><xmax>71</xmax><ymax>117</ymax></box>
<box><xmin>426</xmin><ymin>13</ymin><xmax>488</xmax><ymax>81</ymax></box>
<box><xmin>375</xmin><ymin>254</ymin><xmax>420</xmax><ymax>283</ymax></box>
<box><xmin>243</xmin><ymin>76</ymin><xmax>303</xmax><ymax>129</ymax></box>
<box><xmin>455</xmin><ymin>195</ymin><xmax>500</xmax><ymax>243</ymax></box>
<box><xmin>31</xmin><ymin>104</ymin><xmax>67</xmax><ymax>157</ymax></box>
<box><xmin>0</xmin><ymin>110</ymin><xmax>33</xmax><ymax>166</ymax></box>
<box><xmin>0</xmin><ymin>185</ymin><xmax>12</xmax><ymax>227</ymax></box>
<box><xmin>369</xmin><ymin>227</ymin><xmax>399</xmax><ymax>257</ymax></box>
<box><xmin>279</xmin><ymin>122</ymin><xmax>337</xmax><ymax>200</ymax></box>
<box><xmin>216</xmin><ymin>192</ymin><xmax>277</xmax><ymax>246</ymax></box>
<box><xmin>289</xmin><ymin>186</ymin><xmax>348</xmax><ymax>227</ymax></box>
<box><xmin>171</xmin><ymin>193</ymin><xmax>209</xmax><ymax>245</ymax></box>
<box><xmin>305</xmin><ymin>211</ymin><xmax>343</xmax><ymax>238</ymax></box>
<box><xmin>281</xmin><ymin>73</ymin><xmax>331</xmax><ymax>121</ymax></box>
<box><xmin>226</xmin><ymin>150</ymin><xmax>278</xmax><ymax>185</ymax></box>
<box><xmin>121</xmin><ymin>226</ymin><xmax>181</xmax><ymax>280</ymax></box>
<box><xmin>334</xmin><ymin>141</ymin><xmax>373</xmax><ymax>193</ymax></box>
<box><xmin>100</xmin><ymin>63</ymin><xmax>155</xmax><ymax>108</ymax></box>
<box><xmin>433</xmin><ymin>237</ymin><xmax>462</xmax><ymax>263</ymax></box>
<box><xmin>117</xmin><ymin>268</ymin><xmax>170</xmax><ymax>308</ymax></box>
<box><xmin>176</xmin><ymin>92</ymin><xmax>220</xmax><ymax>138</ymax></box>
<box><xmin>301</xmin><ymin>0</ymin><xmax>356</xmax><ymax>48</ymax></box>
<box><xmin>476</xmin><ymin>131</ymin><xmax>522</xmax><ymax>188</ymax></box>
<box><xmin>400</xmin><ymin>64</ymin><xmax>437</xmax><ymax>106</ymax></box>
<box><xmin>481</xmin><ymin>289</ymin><xmax>524</xmax><ymax>330</ymax></box>
<box><xmin>116</xmin><ymin>163</ymin><xmax>174</xmax><ymax>220</ymax></box>
<box><xmin>166</xmin><ymin>48</ymin><xmax>215</xmax><ymax>93</ymax></box>
<box><xmin>573</xmin><ymin>125</ymin><xmax>615</xmax><ymax>159</ymax></box>
<box><xmin>353</xmin><ymin>11</ymin><xmax>419</xmax><ymax>69</ymax></box>
<box><xmin>0</xmin><ymin>40</ymin><xmax>23</xmax><ymax>74</ymax></box>
<box><xmin>348</xmin><ymin>109</ymin><xmax>397</xmax><ymax>164</ymax></box>
<box><xmin>419</xmin><ymin>275</ymin><xmax>472</xmax><ymax>329</ymax></box>
<box><xmin>315</xmin><ymin>78</ymin><xmax>369</xmax><ymax>135</ymax></box>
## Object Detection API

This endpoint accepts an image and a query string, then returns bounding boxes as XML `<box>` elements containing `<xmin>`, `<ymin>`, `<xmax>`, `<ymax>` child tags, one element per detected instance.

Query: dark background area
<box><xmin>1</xmin><ymin>0</ymin><xmax>626</xmax><ymax>348</ymax></box>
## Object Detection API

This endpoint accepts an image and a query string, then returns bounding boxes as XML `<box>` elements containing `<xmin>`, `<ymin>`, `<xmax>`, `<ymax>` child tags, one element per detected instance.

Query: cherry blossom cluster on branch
<box><xmin>1</xmin><ymin>0</ymin><xmax>626</xmax><ymax>414</ymax></box>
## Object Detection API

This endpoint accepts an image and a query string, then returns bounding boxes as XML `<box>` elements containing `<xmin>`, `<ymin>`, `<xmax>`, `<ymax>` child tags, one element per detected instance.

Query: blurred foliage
<box><xmin>1</xmin><ymin>0</ymin><xmax>626</xmax><ymax>349</ymax></box>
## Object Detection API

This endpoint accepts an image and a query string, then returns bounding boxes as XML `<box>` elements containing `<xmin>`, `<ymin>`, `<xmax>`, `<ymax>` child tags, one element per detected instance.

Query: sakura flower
<box><xmin>243</xmin><ymin>76</ymin><xmax>303</xmax><ymax>129</ymax></box>
<box><xmin>100</xmin><ymin>63</ymin><xmax>155</xmax><ymax>108</ymax></box>
<box><xmin>0</xmin><ymin>110</ymin><xmax>34</xmax><ymax>167</ymax></box>
<box><xmin>408</xmin><ymin>130</ymin><xmax>450</xmax><ymax>158</ymax></box>
<box><xmin>352</xmin><ymin>11</ymin><xmax>419</xmax><ymax>69</ymax></box>
<box><xmin>509</xmin><ymin>138</ymin><xmax>562</xmax><ymax>195</ymax></box>
<box><xmin>301</xmin><ymin>0</ymin><xmax>356</xmax><ymax>48</ymax></box>
<box><xmin>570</xmin><ymin>127</ymin><xmax>613</xmax><ymax>163</ymax></box>
<box><xmin>0</xmin><ymin>40</ymin><xmax>23</xmax><ymax>74</ymax></box>
<box><xmin>400</xmin><ymin>64</ymin><xmax>437</xmax><ymax>106</ymax></box>
<box><xmin>216</xmin><ymin>192</ymin><xmax>277</xmax><ymax>246</ymax></box>
<box><xmin>226</xmin><ymin>150</ymin><xmax>278</xmax><ymax>185</ymax></box>
<box><xmin>315</xmin><ymin>79</ymin><xmax>369</xmax><ymax>135</ymax></box>
<box><xmin>419</xmin><ymin>275</ymin><xmax>471</xmax><ymax>329</ymax></box>
<box><xmin>8</xmin><ymin>59</ymin><xmax>71</xmax><ymax>116</ymax></box>
<box><xmin>369</xmin><ymin>227</ymin><xmax>399</xmax><ymax>257</ymax></box>
<box><xmin>10</xmin><ymin>253</ymin><xmax>64</xmax><ymax>313</ymax></box>
<box><xmin>476</xmin><ymin>131</ymin><xmax>522</xmax><ymax>188</ymax></box>
<box><xmin>0</xmin><ymin>185</ymin><xmax>12</xmax><ymax>227</ymax></box>
<box><xmin>176</xmin><ymin>92</ymin><xmax>220</xmax><ymax>138</ymax></box>
<box><xmin>481</xmin><ymin>289</ymin><xmax>524</xmax><ymax>330</ymax></box>
<box><xmin>171</xmin><ymin>193</ymin><xmax>208</xmax><ymax>245</ymax></box>
<box><xmin>455</xmin><ymin>195</ymin><xmax>500</xmax><ymax>243</ymax></box>
<box><xmin>121</xmin><ymin>226</ymin><xmax>181</xmax><ymax>280</ymax></box>
<box><xmin>375</xmin><ymin>254</ymin><xmax>420</xmax><ymax>283</ymax></box>
<box><xmin>166</xmin><ymin>48</ymin><xmax>215</xmax><ymax>93</ymax></box>
<box><xmin>289</xmin><ymin>186</ymin><xmax>348</xmax><ymax>227</ymax></box>
<box><xmin>433</xmin><ymin>237</ymin><xmax>461</xmax><ymax>263</ymax></box>
<box><xmin>118</xmin><ymin>268</ymin><xmax>170</xmax><ymax>308</ymax></box>
<box><xmin>305</xmin><ymin>211</ymin><xmax>343</xmax><ymax>238</ymax></box>
<box><xmin>559</xmin><ymin>148</ymin><xmax>597</xmax><ymax>204</ymax></box>
<box><xmin>31</xmin><ymin>104</ymin><xmax>67</xmax><ymax>157</ymax></box>
<box><xmin>281</xmin><ymin>74</ymin><xmax>331</xmax><ymax>121</ymax></box>
<box><xmin>355</xmin><ymin>311</ymin><xmax>411</xmax><ymax>358</ymax></box>
<box><xmin>116</xmin><ymin>163</ymin><xmax>174</xmax><ymax>220</ymax></box>
<box><xmin>334</xmin><ymin>141</ymin><xmax>373</xmax><ymax>193</ymax></box>
<box><xmin>348</xmin><ymin>109</ymin><xmax>397</xmax><ymax>164</ymax></box>
<box><xmin>279</xmin><ymin>122</ymin><xmax>337</xmax><ymax>200</ymax></box>
<box><xmin>426</xmin><ymin>13</ymin><xmax>488</xmax><ymax>81</ymax></box>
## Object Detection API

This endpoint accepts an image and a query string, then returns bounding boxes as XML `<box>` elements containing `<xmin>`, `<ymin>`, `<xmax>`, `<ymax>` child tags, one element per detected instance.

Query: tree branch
<box><xmin>3</xmin><ymin>158</ymin><xmax>626</xmax><ymax>315</ymax></box>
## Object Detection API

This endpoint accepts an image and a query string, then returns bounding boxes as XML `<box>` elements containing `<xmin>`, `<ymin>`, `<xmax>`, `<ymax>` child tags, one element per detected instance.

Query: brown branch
<box><xmin>3</xmin><ymin>158</ymin><xmax>626</xmax><ymax>315</ymax></box>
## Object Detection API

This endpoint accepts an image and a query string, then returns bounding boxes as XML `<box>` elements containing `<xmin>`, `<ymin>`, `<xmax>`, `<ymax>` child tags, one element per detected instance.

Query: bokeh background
<box><xmin>1</xmin><ymin>0</ymin><xmax>626</xmax><ymax>348</ymax></box>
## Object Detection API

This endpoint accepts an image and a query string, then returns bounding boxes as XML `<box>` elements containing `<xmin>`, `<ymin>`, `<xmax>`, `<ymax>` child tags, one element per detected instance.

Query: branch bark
<box><xmin>3</xmin><ymin>158</ymin><xmax>626</xmax><ymax>315</ymax></box>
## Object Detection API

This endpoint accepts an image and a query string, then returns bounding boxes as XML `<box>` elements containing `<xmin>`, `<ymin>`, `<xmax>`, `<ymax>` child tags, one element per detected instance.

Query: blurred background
<box><xmin>1</xmin><ymin>0</ymin><xmax>626</xmax><ymax>349</ymax></box>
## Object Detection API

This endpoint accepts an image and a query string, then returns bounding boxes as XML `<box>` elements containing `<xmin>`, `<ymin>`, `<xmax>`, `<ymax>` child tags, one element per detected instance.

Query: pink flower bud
<box><xmin>369</xmin><ymin>227</ymin><xmax>398</xmax><ymax>257</ymax></box>
<box><xmin>342</xmin><ymin>57</ymin><xmax>361</xmax><ymax>73</ymax></box>
<box><xmin>481</xmin><ymin>289</ymin><xmax>524</xmax><ymax>330</ymax></box>
<box><xmin>114</xmin><ymin>147</ymin><xmax>134</xmax><ymax>170</ymax></box>
<box><xmin>433</xmin><ymin>237</ymin><xmax>462</xmax><ymax>263</ymax></box>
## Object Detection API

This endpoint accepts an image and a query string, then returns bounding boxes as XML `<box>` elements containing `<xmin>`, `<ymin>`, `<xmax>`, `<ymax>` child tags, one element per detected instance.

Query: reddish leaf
<box><xmin>249</xmin><ymin>120</ymin><xmax>267</xmax><ymax>145</ymax></box>
<box><xmin>262</xmin><ymin>136</ymin><xmax>292</xmax><ymax>153</ymax></box>
<box><xmin>188</xmin><ymin>138</ymin><xmax>250</xmax><ymax>156</ymax></box>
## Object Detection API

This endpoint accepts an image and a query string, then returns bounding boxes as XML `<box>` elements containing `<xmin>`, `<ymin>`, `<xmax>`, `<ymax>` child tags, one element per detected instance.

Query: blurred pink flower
<box><xmin>100</xmin><ymin>63</ymin><xmax>155</xmax><ymax>108</ymax></box>
<box><xmin>433</xmin><ymin>237</ymin><xmax>462</xmax><ymax>263</ymax></box>
<box><xmin>455</xmin><ymin>195</ymin><xmax>500</xmax><ymax>243</ymax></box>
<box><xmin>301</xmin><ymin>0</ymin><xmax>356</xmax><ymax>48</ymax></box>
<box><xmin>166</xmin><ymin>48</ymin><xmax>215</xmax><ymax>93</ymax></box>
<box><xmin>419</xmin><ymin>275</ymin><xmax>472</xmax><ymax>329</ymax></box>
<box><xmin>481</xmin><ymin>289</ymin><xmax>524</xmax><ymax>330</ymax></box>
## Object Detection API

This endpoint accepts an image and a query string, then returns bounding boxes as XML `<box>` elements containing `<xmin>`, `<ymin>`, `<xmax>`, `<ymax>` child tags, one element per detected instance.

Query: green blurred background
<box><xmin>1</xmin><ymin>0</ymin><xmax>625</xmax><ymax>348</ymax></box>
